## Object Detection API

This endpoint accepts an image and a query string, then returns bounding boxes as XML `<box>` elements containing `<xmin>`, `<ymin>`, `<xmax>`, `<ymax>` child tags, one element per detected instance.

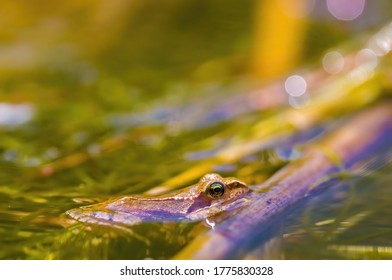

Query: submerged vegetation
<box><xmin>0</xmin><ymin>0</ymin><xmax>392</xmax><ymax>259</ymax></box>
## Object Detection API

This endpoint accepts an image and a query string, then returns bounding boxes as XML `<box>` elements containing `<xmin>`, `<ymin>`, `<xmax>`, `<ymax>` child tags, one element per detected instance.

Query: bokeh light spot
<box><xmin>285</xmin><ymin>75</ymin><xmax>307</xmax><ymax>97</ymax></box>
<box><xmin>322</xmin><ymin>51</ymin><xmax>345</xmax><ymax>74</ymax></box>
<box><xmin>327</xmin><ymin>0</ymin><xmax>365</xmax><ymax>21</ymax></box>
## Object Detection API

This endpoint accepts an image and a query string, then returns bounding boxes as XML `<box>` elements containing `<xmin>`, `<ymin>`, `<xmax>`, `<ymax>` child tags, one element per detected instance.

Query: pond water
<box><xmin>283</xmin><ymin>153</ymin><xmax>392</xmax><ymax>259</ymax></box>
<box><xmin>0</xmin><ymin>0</ymin><xmax>392</xmax><ymax>259</ymax></box>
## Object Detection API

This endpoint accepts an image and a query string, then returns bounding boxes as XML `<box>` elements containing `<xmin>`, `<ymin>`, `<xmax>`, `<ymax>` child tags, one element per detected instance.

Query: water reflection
<box><xmin>283</xmin><ymin>152</ymin><xmax>392</xmax><ymax>259</ymax></box>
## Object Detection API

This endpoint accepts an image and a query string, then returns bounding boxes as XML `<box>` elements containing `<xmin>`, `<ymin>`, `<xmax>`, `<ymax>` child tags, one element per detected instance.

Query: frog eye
<box><xmin>206</xmin><ymin>182</ymin><xmax>225</xmax><ymax>199</ymax></box>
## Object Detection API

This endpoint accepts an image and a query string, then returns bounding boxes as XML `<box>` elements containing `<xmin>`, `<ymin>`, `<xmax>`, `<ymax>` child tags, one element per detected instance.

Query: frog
<box><xmin>66</xmin><ymin>173</ymin><xmax>249</xmax><ymax>227</ymax></box>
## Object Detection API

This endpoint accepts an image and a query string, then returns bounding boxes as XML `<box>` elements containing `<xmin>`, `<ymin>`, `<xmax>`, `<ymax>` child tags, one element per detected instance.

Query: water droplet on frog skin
<box><xmin>204</xmin><ymin>218</ymin><xmax>216</xmax><ymax>229</ymax></box>
<box><xmin>201</xmin><ymin>197</ymin><xmax>252</xmax><ymax>228</ymax></box>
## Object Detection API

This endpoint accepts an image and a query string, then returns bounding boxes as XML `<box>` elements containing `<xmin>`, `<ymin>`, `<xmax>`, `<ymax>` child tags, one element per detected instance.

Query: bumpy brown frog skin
<box><xmin>66</xmin><ymin>173</ymin><xmax>248</xmax><ymax>226</ymax></box>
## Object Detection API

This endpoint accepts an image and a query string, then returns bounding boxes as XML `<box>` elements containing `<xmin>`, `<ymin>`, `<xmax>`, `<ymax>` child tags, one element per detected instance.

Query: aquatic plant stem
<box><xmin>174</xmin><ymin>103</ymin><xmax>392</xmax><ymax>259</ymax></box>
